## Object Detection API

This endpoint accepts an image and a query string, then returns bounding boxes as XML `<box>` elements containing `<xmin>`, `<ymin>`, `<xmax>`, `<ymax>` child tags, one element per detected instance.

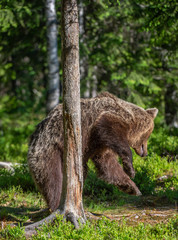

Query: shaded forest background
<box><xmin>0</xmin><ymin>0</ymin><xmax>177</xmax><ymax>127</ymax></box>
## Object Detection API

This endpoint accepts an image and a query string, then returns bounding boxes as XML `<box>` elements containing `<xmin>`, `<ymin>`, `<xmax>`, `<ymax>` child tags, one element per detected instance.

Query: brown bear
<box><xmin>28</xmin><ymin>92</ymin><xmax>158</xmax><ymax>211</ymax></box>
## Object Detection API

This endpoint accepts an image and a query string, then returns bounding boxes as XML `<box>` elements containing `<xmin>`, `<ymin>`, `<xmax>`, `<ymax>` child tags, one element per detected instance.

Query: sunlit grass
<box><xmin>2</xmin><ymin>215</ymin><xmax>177</xmax><ymax>240</ymax></box>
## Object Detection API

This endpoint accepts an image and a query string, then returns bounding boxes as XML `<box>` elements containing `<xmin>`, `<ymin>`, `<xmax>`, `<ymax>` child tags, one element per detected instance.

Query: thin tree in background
<box><xmin>46</xmin><ymin>0</ymin><xmax>60</xmax><ymax>113</ymax></box>
<box><xmin>79</xmin><ymin>0</ymin><xmax>89</xmax><ymax>98</ymax></box>
<box><xmin>60</xmin><ymin>0</ymin><xmax>86</xmax><ymax>226</ymax></box>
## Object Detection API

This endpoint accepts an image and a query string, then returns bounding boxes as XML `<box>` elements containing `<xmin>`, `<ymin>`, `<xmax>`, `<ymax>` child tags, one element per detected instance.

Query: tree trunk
<box><xmin>46</xmin><ymin>0</ymin><xmax>60</xmax><ymax>113</ymax></box>
<box><xmin>60</xmin><ymin>0</ymin><xmax>86</xmax><ymax>227</ymax></box>
<box><xmin>91</xmin><ymin>65</ymin><xmax>98</xmax><ymax>97</ymax></box>
<box><xmin>165</xmin><ymin>83</ymin><xmax>178</xmax><ymax>128</ymax></box>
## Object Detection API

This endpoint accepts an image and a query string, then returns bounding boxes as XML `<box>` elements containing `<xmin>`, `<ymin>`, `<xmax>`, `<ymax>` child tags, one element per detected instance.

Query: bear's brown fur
<box><xmin>28</xmin><ymin>92</ymin><xmax>158</xmax><ymax>211</ymax></box>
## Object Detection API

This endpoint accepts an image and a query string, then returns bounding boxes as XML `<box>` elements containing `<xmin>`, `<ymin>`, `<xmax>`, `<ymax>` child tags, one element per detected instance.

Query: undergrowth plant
<box><xmin>0</xmin><ymin>112</ymin><xmax>44</xmax><ymax>163</ymax></box>
<box><xmin>0</xmin><ymin>166</ymin><xmax>35</xmax><ymax>191</ymax></box>
<box><xmin>2</xmin><ymin>215</ymin><xmax>178</xmax><ymax>240</ymax></box>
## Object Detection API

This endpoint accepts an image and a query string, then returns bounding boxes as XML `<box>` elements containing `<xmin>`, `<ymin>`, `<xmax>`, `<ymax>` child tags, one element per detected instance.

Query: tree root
<box><xmin>24</xmin><ymin>210</ymin><xmax>86</xmax><ymax>238</ymax></box>
<box><xmin>65</xmin><ymin>212</ymin><xmax>80</xmax><ymax>229</ymax></box>
<box><xmin>65</xmin><ymin>212</ymin><xmax>86</xmax><ymax>229</ymax></box>
<box><xmin>24</xmin><ymin>209</ymin><xmax>60</xmax><ymax>237</ymax></box>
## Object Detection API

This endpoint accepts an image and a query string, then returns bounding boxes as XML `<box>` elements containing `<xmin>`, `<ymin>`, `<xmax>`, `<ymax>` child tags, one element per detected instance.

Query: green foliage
<box><xmin>149</xmin><ymin>127</ymin><xmax>178</xmax><ymax>158</ymax></box>
<box><xmin>2</xmin><ymin>215</ymin><xmax>177</xmax><ymax>240</ymax></box>
<box><xmin>2</xmin><ymin>224</ymin><xmax>25</xmax><ymax>240</ymax></box>
<box><xmin>80</xmin><ymin>0</ymin><xmax>178</xmax><ymax>127</ymax></box>
<box><xmin>0</xmin><ymin>165</ymin><xmax>35</xmax><ymax>191</ymax></box>
<box><xmin>134</xmin><ymin>153</ymin><xmax>177</xmax><ymax>199</ymax></box>
<box><xmin>0</xmin><ymin>0</ymin><xmax>48</xmax><ymax>109</ymax></box>
<box><xmin>0</xmin><ymin>185</ymin><xmax>44</xmax><ymax>211</ymax></box>
<box><xmin>135</xmin><ymin>0</ymin><xmax>178</xmax><ymax>45</ymax></box>
<box><xmin>133</xmin><ymin>127</ymin><xmax>178</xmax><ymax>200</ymax></box>
<box><xmin>0</xmin><ymin>0</ymin><xmax>177</xmax><ymax>125</ymax></box>
<box><xmin>0</xmin><ymin>98</ymin><xmax>44</xmax><ymax>163</ymax></box>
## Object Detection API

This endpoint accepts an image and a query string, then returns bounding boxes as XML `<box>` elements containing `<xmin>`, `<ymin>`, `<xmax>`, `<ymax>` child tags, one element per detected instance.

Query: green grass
<box><xmin>2</xmin><ymin>215</ymin><xmax>178</xmax><ymax>240</ymax></box>
<box><xmin>134</xmin><ymin>153</ymin><xmax>178</xmax><ymax>200</ymax></box>
<box><xmin>0</xmin><ymin>166</ymin><xmax>35</xmax><ymax>191</ymax></box>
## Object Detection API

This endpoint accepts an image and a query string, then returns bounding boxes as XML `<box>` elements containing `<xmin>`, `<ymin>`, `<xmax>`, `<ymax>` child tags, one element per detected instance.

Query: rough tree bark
<box><xmin>59</xmin><ymin>0</ymin><xmax>86</xmax><ymax>226</ymax></box>
<box><xmin>46</xmin><ymin>0</ymin><xmax>60</xmax><ymax>113</ymax></box>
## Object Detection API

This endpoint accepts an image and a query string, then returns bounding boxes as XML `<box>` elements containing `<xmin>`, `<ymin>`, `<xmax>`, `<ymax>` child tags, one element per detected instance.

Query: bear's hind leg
<box><xmin>92</xmin><ymin>149</ymin><xmax>141</xmax><ymax>196</ymax></box>
<box><xmin>43</xmin><ymin>149</ymin><xmax>63</xmax><ymax>211</ymax></box>
<box><xmin>28</xmin><ymin>146</ymin><xmax>63</xmax><ymax>212</ymax></box>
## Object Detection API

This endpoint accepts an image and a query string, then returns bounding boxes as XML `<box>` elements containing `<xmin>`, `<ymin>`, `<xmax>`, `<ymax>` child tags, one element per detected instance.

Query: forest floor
<box><xmin>0</xmin><ymin>195</ymin><xmax>177</xmax><ymax>229</ymax></box>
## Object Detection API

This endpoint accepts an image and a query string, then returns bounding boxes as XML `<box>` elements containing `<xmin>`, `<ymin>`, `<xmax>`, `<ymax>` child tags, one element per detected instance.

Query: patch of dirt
<box><xmin>86</xmin><ymin>196</ymin><xmax>178</xmax><ymax>226</ymax></box>
<box><xmin>86</xmin><ymin>207</ymin><xmax>177</xmax><ymax>225</ymax></box>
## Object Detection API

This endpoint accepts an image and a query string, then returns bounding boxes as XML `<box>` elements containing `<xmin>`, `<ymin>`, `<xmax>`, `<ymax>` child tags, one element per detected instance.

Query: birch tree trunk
<box><xmin>165</xmin><ymin>83</ymin><xmax>178</xmax><ymax>128</ymax></box>
<box><xmin>79</xmin><ymin>1</ymin><xmax>89</xmax><ymax>98</ymax></box>
<box><xmin>46</xmin><ymin>0</ymin><xmax>60</xmax><ymax>113</ymax></box>
<box><xmin>60</xmin><ymin>0</ymin><xmax>86</xmax><ymax>227</ymax></box>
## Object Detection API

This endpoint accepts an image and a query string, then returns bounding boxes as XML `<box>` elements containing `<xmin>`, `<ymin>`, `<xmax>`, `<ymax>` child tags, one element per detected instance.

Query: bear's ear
<box><xmin>146</xmin><ymin>108</ymin><xmax>158</xmax><ymax>118</ymax></box>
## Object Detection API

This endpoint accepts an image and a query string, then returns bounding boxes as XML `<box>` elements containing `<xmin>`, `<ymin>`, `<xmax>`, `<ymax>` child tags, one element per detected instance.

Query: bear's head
<box><xmin>128</xmin><ymin>108</ymin><xmax>158</xmax><ymax>157</ymax></box>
